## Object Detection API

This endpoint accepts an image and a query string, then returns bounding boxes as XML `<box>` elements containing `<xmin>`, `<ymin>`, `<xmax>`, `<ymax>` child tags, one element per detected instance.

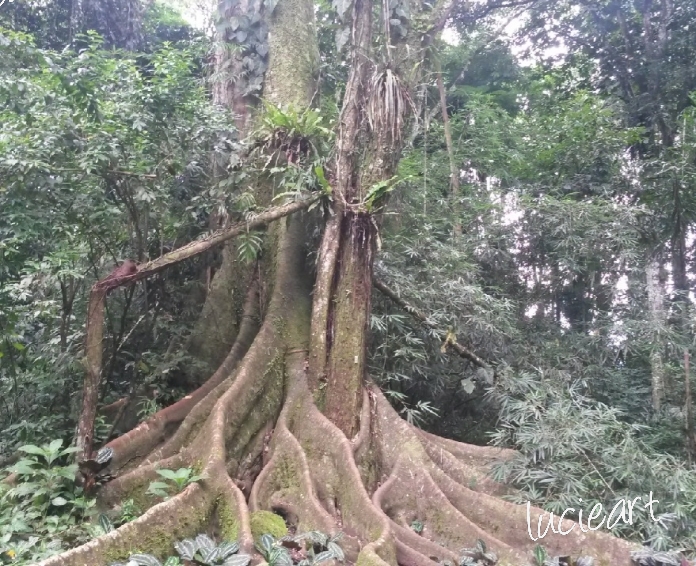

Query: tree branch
<box><xmin>372</xmin><ymin>277</ymin><xmax>492</xmax><ymax>370</ymax></box>
<box><xmin>75</xmin><ymin>195</ymin><xmax>319</xmax><ymax>467</ymax></box>
<box><xmin>423</xmin><ymin>0</ymin><xmax>538</xmax><ymax>43</ymax></box>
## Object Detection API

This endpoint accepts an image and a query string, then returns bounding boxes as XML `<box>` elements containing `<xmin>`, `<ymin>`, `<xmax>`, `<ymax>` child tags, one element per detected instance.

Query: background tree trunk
<box><xmin>647</xmin><ymin>253</ymin><xmax>667</xmax><ymax>410</ymax></box>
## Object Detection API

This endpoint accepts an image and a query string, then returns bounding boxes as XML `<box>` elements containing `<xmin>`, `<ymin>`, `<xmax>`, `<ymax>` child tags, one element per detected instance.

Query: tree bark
<box><xmin>48</xmin><ymin>0</ymin><xmax>640</xmax><ymax>563</ymax></box>
<box><xmin>74</xmin><ymin>198</ymin><xmax>317</xmax><ymax>465</ymax></box>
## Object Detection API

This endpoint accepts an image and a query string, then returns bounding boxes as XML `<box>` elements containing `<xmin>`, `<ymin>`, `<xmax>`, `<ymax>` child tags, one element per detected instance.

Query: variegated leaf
<box><xmin>223</xmin><ymin>553</ymin><xmax>252</xmax><ymax>566</ymax></box>
<box><xmin>129</xmin><ymin>554</ymin><xmax>162</xmax><ymax>566</ymax></box>
<box><xmin>218</xmin><ymin>541</ymin><xmax>240</xmax><ymax>559</ymax></box>
<box><xmin>174</xmin><ymin>539</ymin><xmax>197</xmax><ymax>560</ymax></box>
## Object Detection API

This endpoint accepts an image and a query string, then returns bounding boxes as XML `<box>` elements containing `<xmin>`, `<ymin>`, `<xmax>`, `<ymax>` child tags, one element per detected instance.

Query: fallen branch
<box><xmin>372</xmin><ymin>277</ymin><xmax>492</xmax><ymax>370</ymax></box>
<box><xmin>75</xmin><ymin>195</ymin><xmax>319</xmax><ymax>466</ymax></box>
<box><xmin>100</xmin><ymin>196</ymin><xmax>319</xmax><ymax>293</ymax></box>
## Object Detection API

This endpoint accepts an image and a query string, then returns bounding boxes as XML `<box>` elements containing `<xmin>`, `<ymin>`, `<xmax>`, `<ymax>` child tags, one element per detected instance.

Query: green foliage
<box><xmin>255</xmin><ymin>531</ymin><xmax>344</xmax><ymax>566</ymax></box>
<box><xmin>142</xmin><ymin>2</ymin><xmax>197</xmax><ymax>49</ymax></box>
<box><xmin>255</xmin><ymin>534</ymin><xmax>293</xmax><ymax>566</ymax></box>
<box><xmin>410</xmin><ymin>519</ymin><xmax>424</xmax><ymax>534</ymax></box>
<box><xmin>116</xmin><ymin>498</ymin><xmax>142</xmax><ymax>525</ymax></box>
<box><xmin>0</xmin><ymin>29</ymin><xmax>237</xmax><ymax>456</ymax></box>
<box><xmin>363</xmin><ymin>176</ymin><xmax>410</xmax><ymax>212</ymax></box>
<box><xmin>146</xmin><ymin>467</ymin><xmax>203</xmax><ymax>498</ymax></box>
<box><xmin>250</xmin><ymin>103</ymin><xmax>335</xmax><ymax>202</ymax></box>
<box><xmin>531</xmin><ymin>545</ymin><xmax>548</xmax><ymax>566</ymax></box>
<box><xmin>512</xmin><ymin>88</ymin><xmax>642</xmax><ymax>193</ymax></box>
<box><xmin>4</xmin><ymin>0</ymin><xmax>696</xmax><ymax>561</ymax></box>
<box><xmin>137</xmin><ymin>397</ymin><xmax>162</xmax><ymax>420</ymax></box>
<box><xmin>0</xmin><ymin>440</ymin><xmax>96</xmax><ymax>564</ymax></box>
<box><xmin>236</xmin><ymin>231</ymin><xmax>264</xmax><ymax>263</ymax></box>
<box><xmin>458</xmin><ymin>539</ymin><xmax>497</xmax><ymax>566</ymax></box>
<box><xmin>110</xmin><ymin>533</ymin><xmax>251</xmax><ymax>566</ymax></box>
<box><xmin>489</xmin><ymin>370</ymin><xmax>696</xmax><ymax>551</ymax></box>
<box><xmin>256</xmin><ymin>103</ymin><xmax>334</xmax><ymax>155</ymax></box>
<box><xmin>213</xmin><ymin>0</ymin><xmax>272</xmax><ymax>97</ymax></box>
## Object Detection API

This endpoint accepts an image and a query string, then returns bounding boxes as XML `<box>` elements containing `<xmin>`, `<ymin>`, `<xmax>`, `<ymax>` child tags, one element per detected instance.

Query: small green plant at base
<box><xmin>458</xmin><ymin>539</ymin><xmax>497</xmax><ymax>566</ymax></box>
<box><xmin>631</xmin><ymin>548</ymin><xmax>683</xmax><ymax>566</ymax></box>
<box><xmin>117</xmin><ymin>498</ymin><xmax>142</xmax><ymax>525</ymax></box>
<box><xmin>146</xmin><ymin>467</ymin><xmax>202</xmax><ymax>498</ymax></box>
<box><xmin>255</xmin><ymin>531</ymin><xmax>345</xmax><ymax>566</ymax></box>
<box><xmin>410</xmin><ymin>519</ymin><xmax>424</xmax><ymax>534</ymax></box>
<box><xmin>110</xmin><ymin>533</ymin><xmax>251</xmax><ymax>566</ymax></box>
<box><xmin>137</xmin><ymin>397</ymin><xmax>161</xmax><ymax>420</ymax></box>
<box><xmin>0</xmin><ymin>440</ymin><xmax>97</xmax><ymax>564</ymax></box>
<box><xmin>287</xmin><ymin>531</ymin><xmax>345</xmax><ymax>566</ymax></box>
<box><xmin>256</xmin><ymin>533</ymin><xmax>293</xmax><ymax>566</ymax></box>
<box><xmin>531</xmin><ymin>545</ymin><xmax>551</xmax><ymax>566</ymax></box>
<box><xmin>85</xmin><ymin>513</ymin><xmax>116</xmax><ymax>538</ymax></box>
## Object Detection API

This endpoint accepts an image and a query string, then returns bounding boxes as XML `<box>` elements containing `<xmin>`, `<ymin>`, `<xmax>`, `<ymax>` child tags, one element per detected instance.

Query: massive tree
<box><xmin>38</xmin><ymin>0</ymin><xmax>637</xmax><ymax>564</ymax></box>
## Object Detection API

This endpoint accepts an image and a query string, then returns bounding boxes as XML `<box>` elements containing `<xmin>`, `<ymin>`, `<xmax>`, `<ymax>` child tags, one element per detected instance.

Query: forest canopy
<box><xmin>1</xmin><ymin>0</ymin><xmax>696</xmax><ymax>565</ymax></box>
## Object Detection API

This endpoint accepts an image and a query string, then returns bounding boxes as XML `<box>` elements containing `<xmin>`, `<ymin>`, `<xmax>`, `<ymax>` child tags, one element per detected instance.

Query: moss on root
<box><xmin>218</xmin><ymin>498</ymin><xmax>241</xmax><ymax>541</ymax></box>
<box><xmin>356</xmin><ymin>547</ymin><xmax>392</xmax><ymax>566</ymax></box>
<box><xmin>250</xmin><ymin>510</ymin><xmax>288</xmax><ymax>539</ymax></box>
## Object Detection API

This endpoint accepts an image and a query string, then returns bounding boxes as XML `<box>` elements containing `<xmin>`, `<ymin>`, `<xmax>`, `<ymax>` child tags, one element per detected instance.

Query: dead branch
<box><xmin>372</xmin><ymin>277</ymin><xmax>492</xmax><ymax>370</ymax></box>
<box><xmin>75</xmin><ymin>195</ymin><xmax>319</xmax><ymax>466</ymax></box>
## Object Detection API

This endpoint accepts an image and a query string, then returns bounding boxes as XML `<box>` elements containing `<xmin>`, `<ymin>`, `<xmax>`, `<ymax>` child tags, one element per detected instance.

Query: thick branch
<box><xmin>423</xmin><ymin>0</ymin><xmax>537</xmax><ymax>43</ymax></box>
<box><xmin>373</xmin><ymin>277</ymin><xmax>491</xmax><ymax>370</ymax></box>
<box><xmin>97</xmin><ymin>196</ymin><xmax>319</xmax><ymax>294</ymax></box>
<box><xmin>75</xmin><ymin>196</ymin><xmax>318</xmax><ymax>465</ymax></box>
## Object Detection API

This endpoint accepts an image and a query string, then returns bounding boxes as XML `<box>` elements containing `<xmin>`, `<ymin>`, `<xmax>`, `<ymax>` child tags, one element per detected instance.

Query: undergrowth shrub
<box><xmin>0</xmin><ymin>440</ymin><xmax>96</xmax><ymax>564</ymax></box>
<box><xmin>488</xmin><ymin>368</ymin><xmax>696</xmax><ymax>553</ymax></box>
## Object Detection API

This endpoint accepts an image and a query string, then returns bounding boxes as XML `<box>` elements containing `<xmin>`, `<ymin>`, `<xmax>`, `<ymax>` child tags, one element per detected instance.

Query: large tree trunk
<box><xmin>43</xmin><ymin>0</ymin><xmax>638</xmax><ymax>562</ymax></box>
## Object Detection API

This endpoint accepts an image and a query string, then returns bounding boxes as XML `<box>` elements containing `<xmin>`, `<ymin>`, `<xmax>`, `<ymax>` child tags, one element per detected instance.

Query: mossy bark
<box><xmin>42</xmin><ymin>207</ymin><xmax>637</xmax><ymax>566</ymax></box>
<box><xmin>49</xmin><ymin>0</ymin><xmax>639</xmax><ymax>562</ymax></box>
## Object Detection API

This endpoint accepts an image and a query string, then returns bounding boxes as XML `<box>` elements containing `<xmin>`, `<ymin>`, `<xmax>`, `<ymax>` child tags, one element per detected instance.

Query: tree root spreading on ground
<box><xmin>39</xmin><ymin>218</ymin><xmax>637</xmax><ymax>566</ymax></box>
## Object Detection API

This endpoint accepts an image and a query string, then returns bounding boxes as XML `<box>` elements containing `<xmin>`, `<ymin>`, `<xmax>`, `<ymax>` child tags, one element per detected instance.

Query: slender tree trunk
<box><xmin>647</xmin><ymin>254</ymin><xmax>667</xmax><ymax>411</ymax></box>
<box><xmin>684</xmin><ymin>350</ymin><xmax>696</xmax><ymax>460</ymax></box>
<box><xmin>69</xmin><ymin>0</ymin><xmax>84</xmax><ymax>44</ymax></box>
<box><xmin>435</xmin><ymin>57</ymin><xmax>461</xmax><ymax>238</ymax></box>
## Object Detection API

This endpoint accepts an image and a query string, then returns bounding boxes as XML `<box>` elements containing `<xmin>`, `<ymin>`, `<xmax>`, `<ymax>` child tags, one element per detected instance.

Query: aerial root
<box><xmin>217</xmin><ymin>471</ymin><xmax>254</xmax><ymax>553</ymax></box>
<box><xmin>351</xmin><ymin>389</ymin><xmax>372</xmax><ymax>457</ymax></box>
<box><xmin>139</xmin><ymin>308</ymin><xmax>284</xmax><ymax>468</ymax></box>
<box><xmin>248</xmin><ymin>355</ymin><xmax>395</xmax><ymax>565</ymax></box>
<box><xmin>143</xmin><ymin>370</ymin><xmax>238</xmax><ymax>464</ymax></box>
<box><xmin>367</xmin><ymin>385</ymin><xmax>637</xmax><ymax>566</ymax></box>
<box><xmin>414</xmin><ymin>429</ymin><xmax>511</xmax><ymax>497</ymax></box>
<box><xmin>249</xmin><ymin>424</ymin><xmax>336</xmax><ymax>533</ymax></box>
<box><xmin>101</xmin><ymin>337</ymin><xmax>243</xmax><ymax>474</ymax></box>
<box><xmin>249</xmin><ymin>353</ymin><xmax>340</xmax><ymax>534</ymax></box>
<box><xmin>286</xmin><ymin>369</ymin><xmax>395</xmax><ymax>566</ymax></box>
